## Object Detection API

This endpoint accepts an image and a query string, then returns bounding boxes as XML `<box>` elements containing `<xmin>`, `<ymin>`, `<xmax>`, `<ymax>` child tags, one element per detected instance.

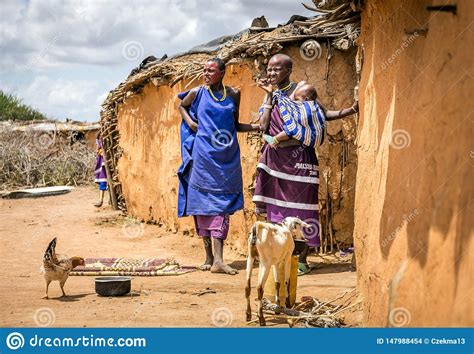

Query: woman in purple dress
<box><xmin>253</xmin><ymin>54</ymin><xmax>357</xmax><ymax>275</ymax></box>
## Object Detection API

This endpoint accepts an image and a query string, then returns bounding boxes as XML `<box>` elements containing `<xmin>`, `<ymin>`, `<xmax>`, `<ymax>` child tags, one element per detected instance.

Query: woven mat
<box><xmin>70</xmin><ymin>257</ymin><xmax>196</xmax><ymax>276</ymax></box>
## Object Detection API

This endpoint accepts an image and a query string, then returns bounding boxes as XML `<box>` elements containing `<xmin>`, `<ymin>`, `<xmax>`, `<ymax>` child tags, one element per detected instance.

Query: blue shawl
<box><xmin>176</xmin><ymin>88</ymin><xmax>202</xmax><ymax>217</ymax></box>
<box><xmin>259</xmin><ymin>90</ymin><xmax>326</xmax><ymax>147</ymax></box>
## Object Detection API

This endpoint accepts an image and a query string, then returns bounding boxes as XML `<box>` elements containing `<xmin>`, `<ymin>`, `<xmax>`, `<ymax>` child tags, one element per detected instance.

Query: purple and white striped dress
<box><xmin>253</xmin><ymin>103</ymin><xmax>321</xmax><ymax>247</ymax></box>
<box><xmin>94</xmin><ymin>139</ymin><xmax>107</xmax><ymax>184</ymax></box>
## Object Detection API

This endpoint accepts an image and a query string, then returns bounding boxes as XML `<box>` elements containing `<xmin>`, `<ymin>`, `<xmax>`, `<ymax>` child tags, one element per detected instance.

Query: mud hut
<box><xmin>354</xmin><ymin>0</ymin><xmax>472</xmax><ymax>326</ymax></box>
<box><xmin>100</xmin><ymin>2</ymin><xmax>361</xmax><ymax>253</ymax></box>
<box><xmin>99</xmin><ymin>0</ymin><xmax>472</xmax><ymax>327</ymax></box>
<box><xmin>1</xmin><ymin>120</ymin><xmax>100</xmax><ymax>149</ymax></box>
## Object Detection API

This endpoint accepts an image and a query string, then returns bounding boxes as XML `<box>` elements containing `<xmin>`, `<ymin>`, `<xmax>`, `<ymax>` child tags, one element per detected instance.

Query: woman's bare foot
<box><xmin>210</xmin><ymin>261</ymin><xmax>238</xmax><ymax>275</ymax></box>
<box><xmin>199</xmin><ymin>264</ymin><xmax>212</xmax><ymax>271</ymax></box>
<box><xmin>199</xmin><ymin>252</ymin><xmax>213</xmax><ymax>271</ymax></box>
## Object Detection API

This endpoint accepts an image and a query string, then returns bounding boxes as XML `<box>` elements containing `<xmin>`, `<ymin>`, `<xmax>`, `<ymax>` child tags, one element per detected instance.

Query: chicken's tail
<box><xmin>43</xmin><ymin>237</ymin><xmax>57</xmax><ymax>263</ymax></box>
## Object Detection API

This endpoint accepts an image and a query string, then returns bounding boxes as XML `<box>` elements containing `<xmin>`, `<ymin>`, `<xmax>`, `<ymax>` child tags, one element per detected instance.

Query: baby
<box><xmin>263</xmin><ymin>83</ymin><xmax>358</xmax><ymax>147</ymax></box>
<box><xmin>263</xmin><ymin>83</ymin><xmax>318</xmax><ymax>146</ymax></box>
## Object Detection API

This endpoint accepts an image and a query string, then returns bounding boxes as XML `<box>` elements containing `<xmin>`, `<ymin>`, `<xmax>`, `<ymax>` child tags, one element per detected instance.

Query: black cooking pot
<box><xmin>95</xmin><ymin>276</ymin><xmax>131</xmax><ymax>296</ymax></box>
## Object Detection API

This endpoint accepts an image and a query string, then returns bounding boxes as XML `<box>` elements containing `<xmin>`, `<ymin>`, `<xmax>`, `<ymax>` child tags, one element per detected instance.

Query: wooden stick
<box><xmin>102</xmin><ymin>137</ymin><xmax>118</xmax><ymax>210</ymax></box>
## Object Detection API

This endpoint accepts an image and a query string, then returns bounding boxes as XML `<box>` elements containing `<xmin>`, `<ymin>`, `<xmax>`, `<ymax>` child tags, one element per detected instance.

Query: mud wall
<box><xmin>116</xmin><ymin>44</ymin><xmax>357</xmax><ymax>253</ymax></box>
<box><xmin>354</xmin><ymin>0</ymin><xmax>473</xmax><ymax>326</ymax></box>
<box><xmin>84</xmin><ymin>130</ymin><xmax>98</xmax><ymax>149</ymax></box>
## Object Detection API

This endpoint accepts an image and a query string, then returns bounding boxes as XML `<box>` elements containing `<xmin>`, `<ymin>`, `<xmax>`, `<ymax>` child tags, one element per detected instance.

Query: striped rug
<box><xmin>70</xmin><ymin>257</ymin><xmax>196</xmax><ymax>276</ymax></box>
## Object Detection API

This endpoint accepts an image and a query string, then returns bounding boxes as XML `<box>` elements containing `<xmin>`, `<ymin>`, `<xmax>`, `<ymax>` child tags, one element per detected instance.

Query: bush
<box><xmin>0</xmin><ymin>90</ymin><xmax>47</xmax><ymax>121</ymax></box>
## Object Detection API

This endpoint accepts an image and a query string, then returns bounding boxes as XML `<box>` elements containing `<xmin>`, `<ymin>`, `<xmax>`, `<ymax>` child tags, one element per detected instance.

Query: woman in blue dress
<box><xmin>178</xmin><ymin>58</ymin><xmax>259</xmax><ymax>274</ymax></box>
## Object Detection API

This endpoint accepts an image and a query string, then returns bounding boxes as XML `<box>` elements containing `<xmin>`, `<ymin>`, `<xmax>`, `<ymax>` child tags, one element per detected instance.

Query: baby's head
<box><xmin>294</xmin><ymin>84</ymin><xmax>317</xmax><ymax>102</ymax></box>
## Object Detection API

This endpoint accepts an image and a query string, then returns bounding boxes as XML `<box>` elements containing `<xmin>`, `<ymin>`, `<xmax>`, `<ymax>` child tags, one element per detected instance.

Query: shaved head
<box><xmin>294</xmin><ymin>83</ymin><xmax>318</xmax><ymax>101</ymax></box>
<box><xmin>269</xmin><ymin>54</ymin><xmax>293</xmax><ymax>70</ymax></box>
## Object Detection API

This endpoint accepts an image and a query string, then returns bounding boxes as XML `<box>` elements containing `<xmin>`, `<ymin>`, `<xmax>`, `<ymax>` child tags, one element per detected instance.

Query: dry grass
<box><xmin>0</xmin><ymin>130</ymin><xmax>95</xmax><ymax>190</ymax></box>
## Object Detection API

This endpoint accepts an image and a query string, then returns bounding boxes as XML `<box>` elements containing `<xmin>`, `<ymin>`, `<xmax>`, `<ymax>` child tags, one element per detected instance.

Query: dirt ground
<box><xmin>0</xmin><ymin>187</ymin><xmax>362</xmax><ymax>327</ymax></box>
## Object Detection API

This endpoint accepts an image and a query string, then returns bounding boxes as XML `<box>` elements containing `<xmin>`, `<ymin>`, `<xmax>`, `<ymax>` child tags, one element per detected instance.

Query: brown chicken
<box><xmin>42</xmin><ymin>237</ymin><xmax>85</xmax><ymax>299</ymax></box>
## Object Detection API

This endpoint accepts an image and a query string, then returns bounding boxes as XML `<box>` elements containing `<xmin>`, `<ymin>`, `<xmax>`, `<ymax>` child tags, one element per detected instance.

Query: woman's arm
<box><xmin>230</xmin><ymin>88</ymin><xmax>260</xmax><ymax>132</ymax></box>
<box><xmin>264</xmin><ymin>131</ymin><xmax>290</xmax><ymax>148</ymax></box>
<box><xmin>325</xmin><ymin>101</ymin><xmax>359</xmax><ymax>121</ymax></box>
<box><xmin>178</xmin><ymin>88</ymin><xmax>199</xmax><ymax>132</ymax></box>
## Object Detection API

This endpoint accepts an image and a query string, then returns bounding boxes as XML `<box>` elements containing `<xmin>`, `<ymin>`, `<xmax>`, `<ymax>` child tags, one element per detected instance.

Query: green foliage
<box><xmin>0</xmin><ymin>90</ymin><xmax>47</xmax><ymax>121</ymax></box>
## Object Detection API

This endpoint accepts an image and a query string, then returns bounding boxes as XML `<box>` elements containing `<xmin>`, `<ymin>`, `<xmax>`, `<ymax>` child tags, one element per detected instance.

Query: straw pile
<box><xmin>251</xmin><ymin>288</ymin><xmax>361</xmax><ymax>328</ymax></box>
<box><xmin>0</xmin><ymin>130</ymin><xmax>95</xmax><ymax>190</ymax></box>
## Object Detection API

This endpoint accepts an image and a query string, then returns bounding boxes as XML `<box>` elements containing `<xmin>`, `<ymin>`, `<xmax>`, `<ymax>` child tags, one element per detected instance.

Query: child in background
<box><xmin>94</xmin><ymin>133</ymin><xmax>108</xmax><ymax>207</ymax></box>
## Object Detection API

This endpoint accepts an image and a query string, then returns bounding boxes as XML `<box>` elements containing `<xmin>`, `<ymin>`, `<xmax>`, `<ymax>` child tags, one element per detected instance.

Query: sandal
<box><xmin>298</xmin><ymin>262</ymin><xmax>311</xmax><ymax>276</ymax></box>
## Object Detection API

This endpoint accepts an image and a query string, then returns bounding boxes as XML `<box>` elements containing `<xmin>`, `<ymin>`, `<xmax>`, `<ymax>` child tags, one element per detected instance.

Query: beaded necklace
<box><xmin>207</xmin><ymin>84</ymin><xmax>227</xmax><ymax>102</ymax></box>
<box><xmin>276</xmin><ymin>81</ymin><xmax>293</xmax><ymax>92</ymax></box>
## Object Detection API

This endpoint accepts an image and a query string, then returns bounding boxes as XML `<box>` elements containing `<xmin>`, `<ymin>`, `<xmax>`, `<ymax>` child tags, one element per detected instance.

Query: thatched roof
<box><xmin>100</xmin><ymin>1</ymin><xmax>361</xmax><ymax>212</ymax></box>
<box><xmin>101</xmin><ymin>2</ymin><xmax>360</xmax><ymax>114</ymax></box>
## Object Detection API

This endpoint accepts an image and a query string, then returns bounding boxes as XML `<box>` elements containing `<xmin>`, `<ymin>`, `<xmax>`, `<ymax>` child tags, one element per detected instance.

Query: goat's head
<box><xmin>281</xmin><ymin>217</ymin><xmax>311</xmax><ymax>240</ymax></box>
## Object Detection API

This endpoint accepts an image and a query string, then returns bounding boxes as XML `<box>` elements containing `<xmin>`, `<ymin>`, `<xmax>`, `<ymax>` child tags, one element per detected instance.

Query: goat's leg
<box><xmin>257</xmin><ymin>263</ymin><xmax>271</xmax><ymax>326</ymax></box>
<box><xmin>284</xmin><ymin>255</ymin><xmax>292</xmax><ymax>308</ymax></box>
<box><xmin>272</xmin><ymin>263</ymin><xmax>281</xmax><ymax>307</ymax></box>
<box><xmin>245</xmin><ymin>251</ymin><xmax>255</xmax><ymax>322</ymax></box>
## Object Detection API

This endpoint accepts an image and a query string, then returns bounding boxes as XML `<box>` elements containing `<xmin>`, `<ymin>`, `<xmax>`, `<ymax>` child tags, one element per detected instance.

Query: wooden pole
<box><xmin>102</xmin><ymin>136</ymin><xmax>118</xmax><ymax>210</ymax></box>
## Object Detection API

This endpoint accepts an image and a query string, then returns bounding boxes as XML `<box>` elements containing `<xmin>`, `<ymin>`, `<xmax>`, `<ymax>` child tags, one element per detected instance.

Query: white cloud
<box><xmin>1</xmin><ymin>0</ymin><xmax>313</xmax><ymax>121</ymax></box>
<box><xmin>20</xmin><ymin>76</ymin><xmax>102</xmax><ymax>120</ymax></box>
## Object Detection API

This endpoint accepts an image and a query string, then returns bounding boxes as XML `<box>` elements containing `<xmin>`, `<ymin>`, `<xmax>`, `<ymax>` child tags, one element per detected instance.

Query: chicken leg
<box><xmin>43</xmin><ymin>280</ymin><xmax>51</xmax><ymax>299</ymax></box>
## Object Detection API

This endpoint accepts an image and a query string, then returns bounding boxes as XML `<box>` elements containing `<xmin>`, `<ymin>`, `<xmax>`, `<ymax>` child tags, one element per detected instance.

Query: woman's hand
<box><xmin>189</xmin><ymin>122</ymin><xmax>198</xmax><ymax>132</ymax></box>
<box><xmin>257</xmin><ymin>78</ymin><xmax>273</xmax><ymax>94</ymax></box>
<box><xmin>263</xmin><ymin>134</ymin><xmax>279</xmax><ymax>148</ymax></box>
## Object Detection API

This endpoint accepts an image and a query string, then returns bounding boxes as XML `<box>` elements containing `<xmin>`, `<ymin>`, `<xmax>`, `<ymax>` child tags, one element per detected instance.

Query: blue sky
<box><xmin>0</xmin><ymin>0</ymin><xmax>313</xmax><ymax>122</ymax></box>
